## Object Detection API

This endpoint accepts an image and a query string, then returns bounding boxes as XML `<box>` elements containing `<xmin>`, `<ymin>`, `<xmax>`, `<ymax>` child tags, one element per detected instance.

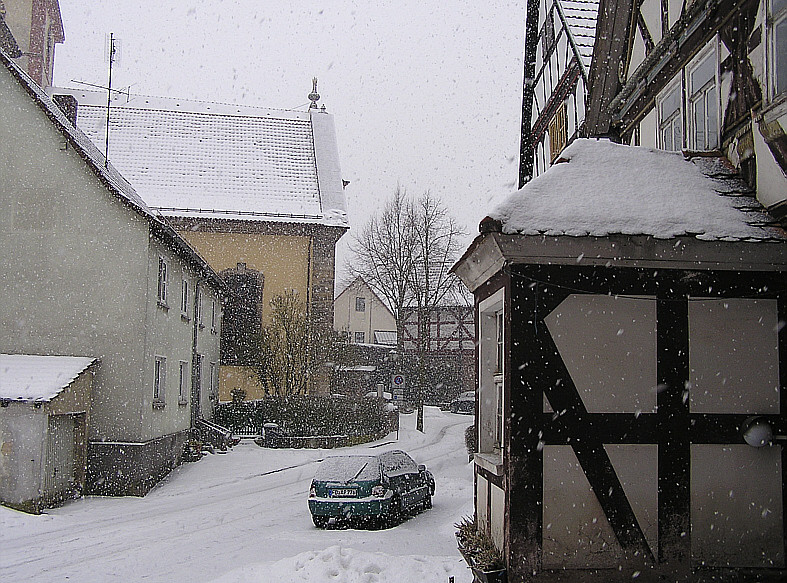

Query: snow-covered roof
<box><xmin>488</xmin><ymin>139</ymin><xmax>786</xmax><ymax>242</ymax></box>
<box><xmin>0</xmin><ymin>354</ymin><xmax>96</xmax><ymax>402</ymax></box>
<box><xmin>0</xmin><ymin>49</ymin><xmax>224</xmax><ymax>292</ymax></box>
<box><xmin>48</xmin><ymin>88</ymin><xmax>348</xmax><ymax>228</ymax></box>
<box><xmin>558</xmin><ymin>0</ymin><xmax>600</xmax><ymax>73</ymax></box>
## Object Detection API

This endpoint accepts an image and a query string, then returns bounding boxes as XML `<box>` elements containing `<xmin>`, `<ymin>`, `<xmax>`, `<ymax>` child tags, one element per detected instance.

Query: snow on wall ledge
<box><xmin>489</xmin><ymin>139</ymin><xmax>785</xmax><ymax>242</ymax></box>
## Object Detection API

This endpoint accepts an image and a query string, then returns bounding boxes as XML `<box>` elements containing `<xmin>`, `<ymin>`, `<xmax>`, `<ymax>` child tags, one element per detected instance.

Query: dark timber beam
<box><xmin>584</xmin><ymin>0</ymin><xmax>637</xmax><ymax>139</ymax></box>
<box><xmin>519</xmin><ymin>0</ymin><xmax>542</xmax><ymax>187</ymax></box>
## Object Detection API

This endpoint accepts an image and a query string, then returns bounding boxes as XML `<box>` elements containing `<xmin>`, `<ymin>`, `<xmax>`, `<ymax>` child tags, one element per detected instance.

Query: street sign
<box><xmin>391</xmin><ymin>374</ymin><xmax>405</xmax><ymax>388</ymax></box>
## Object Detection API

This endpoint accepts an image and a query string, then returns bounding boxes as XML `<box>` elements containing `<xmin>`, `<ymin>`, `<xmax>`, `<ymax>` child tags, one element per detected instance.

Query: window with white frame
<box><xmin>355</xmin><ymin>297</ymin><xmax>366</xmax><ymax>312</ymax></box>
<box><xmin>157</xmin><ymin>257</ymin><xmax>168</xmax><ymax>306</ymax></box>
<box><xmin>181</xmin><ymin>279</ymin><xmax>190</xmax><ymax>318</ymax></box>
<box><xmin>211</xmin><ymin>300</ymin><xmax>217</xmax><ymax>333</ymax></box>
<box><xmin>494</xmin><ymin>310</ymin><xmax>504</xmax><ymax>450</ymax></box>
<box><xmin>478</xmin><ymin>289</ymin><xmax>505</xmax><ymax>462</ymax></box>
<box><xmin>195</xmin><ymin>287</ymin><xmax>203</xmax><ymax>327</ymax></box>
<box><xmin>354</xmin><ymin>331</ymin><xmax>365</xmax><ymax>344</ymax></box>
<box><xmin>209</xmin><ymin>362</ymin><xmax>218</xmax><ymax>401</ymax></box>
<box><xmin>178</xmin><ymin>360</ymin><xmax>188</xmax><ymax>405</ymax></box>
<box><xmin>153</xmin><ymin>356</ymin><xmax>166</xmax><ymax>405</ymax></box>
<box><xmin>687</xmin><ymin>48</ymin><xmax>719</xmax><ymax>150</ymax></box>
<box><xmin>658</xmin><ymin>81</ymin><xmax>683</xmax><ymax>151</ymax></box>
<box><xmin>772</xmin><ymin>0</ymin><xmax>787</xmax><ymax>98</ymax></box>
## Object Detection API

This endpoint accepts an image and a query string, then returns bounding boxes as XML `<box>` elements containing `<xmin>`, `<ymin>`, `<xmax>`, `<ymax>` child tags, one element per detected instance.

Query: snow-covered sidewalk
<box><xmin>1</xmin><ymin>407</ymin><xmax>475</xmax><ymax>583</ymax></box>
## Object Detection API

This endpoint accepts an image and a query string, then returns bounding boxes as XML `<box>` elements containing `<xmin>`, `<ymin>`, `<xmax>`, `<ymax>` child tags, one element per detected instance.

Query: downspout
<box><xmin>191</xmin><ymin>279</ymin><xmax>200</xmax><ymax>430</ymax></box>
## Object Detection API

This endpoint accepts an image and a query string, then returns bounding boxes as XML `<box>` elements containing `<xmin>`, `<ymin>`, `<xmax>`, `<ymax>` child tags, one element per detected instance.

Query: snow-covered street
<box><xmin>1</xmin><ymin>408</ymin><xmax>475</xmax><ymax>583</ymax></box>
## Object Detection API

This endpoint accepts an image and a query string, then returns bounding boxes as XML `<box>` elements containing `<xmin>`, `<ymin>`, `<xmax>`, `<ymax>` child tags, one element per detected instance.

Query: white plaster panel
<box><xmin>543</xmin><ymin>445</ymin><xmax>623</xmax><ymax>568</ymax></box>
<box><xmin>491</xmin><ymin>483</ymin><xmax>505</xmax><ymax>550</ymax></box>
<box><xmin>691</xmin><ymin>445</ymin><xmax>784</xmax><ymax>567</ymax></box>
<box><xmin>668</xmin><ymin>0</ymin><xmax>683</xmax><ymax>29</ymax></box>
<box><xmin>545</xmin><ymin>294</ymin><xmax>657</xmax><ymax>413</ymax></box>
<box><xmin>605</xmin><ymin>444</ymin><xmax>659</xmax><ymax>557</ymax></box>
<box><xmin>689</xmin><ymin>299</ymin><xmax>779</xmax><ymax>414</ymax></box>
<box><xmin>477</xmin><ymin>474</ymin><xmax>489</xmax><ymax>530</ymax></box>
<box><xmin>630</xmin><ymin>30</ymin><xmax>647</xmax><ymax>81</ymax></box>
<box><xmin>640</xmin><ymin>109</ymin><xmax>658</xmax><ymax>148</ymax></box>
<box><xmin>640</xmin><ymin>0</ymin><xmax>663</xmax><ymax>46</ymax></box>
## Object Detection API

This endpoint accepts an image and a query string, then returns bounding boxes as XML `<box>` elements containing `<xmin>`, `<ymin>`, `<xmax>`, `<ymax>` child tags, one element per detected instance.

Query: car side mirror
<box><xmin>418</xmin><ymin>464</ymin><xmax>426</xmax><ymax>472</ymax></box>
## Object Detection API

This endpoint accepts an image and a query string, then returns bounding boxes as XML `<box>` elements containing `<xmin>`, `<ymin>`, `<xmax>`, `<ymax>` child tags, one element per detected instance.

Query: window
<box><xmin>771</xmin><ymin>0</ymin><xmax>787</xmax><ymax>98</ymax></box>
<box><xmin>209</xmin><ymin>362</ymin><xmax>218</xmax><ymax>401</ymax></box>
<box><xmin>658</xmin><ymin>81</ymin><xmax>683</xmax><ymax>151</ymax></box>
<box><xmin>157</xmin><ymin>257</ymin><xmax>168</xmax><ymax>306</ymax></box>
<box><xmin>494</xmin><ymin>310</ymin><xmax>504</xmax><ymax>449</ymax></box>
<box><xmin>495</xmin><ymin>310</ymin><xmax>504</xmax><ymax>374</ymax></box>
<box><xmin>355</xmin><ymin>331</ymin><xmax>365</xmax><ymax>343</ymax></box>
<box><xmin>153</xmin><ymin>356</ymin><xmax>166</xmax><ymax>406</ymax></box>
<box><xmin>548</xmin><ymin>101</ymin><xmax>568</xmax><ymax>162</ymax></box>
<box><xmin>181</xmin><ymin>279</ymin><xmax>190</xmax><ymax>318</ymax></box>
<box><xmin>687</xmin><ymin>49</ymin><xmax>718</xmax><ymax>150</ymax></box>
<box><xmin>355</xmin><ymin>297</ymin><xmax>366</xmax><ymax>312</ymax></box>
<box><xmin>211</xmin><ymin>300</ymin><xmax>217</xmax><ymax>333</ymax></box>
<box><xmin>195</xmin><ymin>287</ymin><xmax>203</xmax><ymax>327</ymax></box>
<box><xmin>178</xmin><ymin>360</ymin><xmax>188</xmax><ymax>405</ymax></box>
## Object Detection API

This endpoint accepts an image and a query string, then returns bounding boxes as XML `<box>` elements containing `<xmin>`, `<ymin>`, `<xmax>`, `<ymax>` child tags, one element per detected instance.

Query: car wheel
<box><xmin>386</xmin><ymin>496</ymin><xmax>403</xmax><ymax>526</ymax></box>
<box><xmin>312</xmin><ymin>515</ymin><xmax>329</xmax><ymax>528</ymax></box>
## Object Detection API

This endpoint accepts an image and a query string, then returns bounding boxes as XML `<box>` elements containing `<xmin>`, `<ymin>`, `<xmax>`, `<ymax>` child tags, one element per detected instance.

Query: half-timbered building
<box><xmin>521</xmin><ymin>0</ymin><xmax>601</xmax><ymax>181</ymax></box>
<box><xmin>453</xmin><ymin>138</ymin><xmax>786</xmax><ymax>581</ymax></box>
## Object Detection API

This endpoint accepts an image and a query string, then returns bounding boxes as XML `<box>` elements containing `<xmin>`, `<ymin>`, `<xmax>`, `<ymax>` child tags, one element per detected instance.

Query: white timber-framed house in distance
<box><xmin>0</xmin><ymin>47</ymin><xmax>224</xmax><ymax>500</ymax></box>
<box><xmin>47</xmin><ymin>83</ymin><xmax>350</xmax><ymax>400</ymax></box>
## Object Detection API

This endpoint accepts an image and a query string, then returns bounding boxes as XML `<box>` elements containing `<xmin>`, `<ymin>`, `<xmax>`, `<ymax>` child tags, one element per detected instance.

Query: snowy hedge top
<box><xmin>489</xmin><ymin>139</ymin><xmax>784</xmax><ymax>241</ymax></box>
<box><xmin>0</xmin><ymin>354</ymin><xmax>96</xmax><ymax>402</ymax></box>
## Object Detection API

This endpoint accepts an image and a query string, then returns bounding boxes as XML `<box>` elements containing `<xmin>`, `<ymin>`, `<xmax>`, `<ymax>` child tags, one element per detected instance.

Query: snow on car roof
<box><xmin>315</xmin><ymin>456</ymin><xmax>381</xmax><ymax>482</ymax></box>
<box><xmin>377</xmin><ymin>451</ymin><xmax>418</xmax><ymax>477</ymax></box>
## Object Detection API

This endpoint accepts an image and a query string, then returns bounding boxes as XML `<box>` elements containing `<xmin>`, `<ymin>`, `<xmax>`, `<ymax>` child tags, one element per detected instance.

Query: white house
<box><xmin>0</xmin><ymin>47</ymin><xmax>224</xmax><ymax>497</ymax></box>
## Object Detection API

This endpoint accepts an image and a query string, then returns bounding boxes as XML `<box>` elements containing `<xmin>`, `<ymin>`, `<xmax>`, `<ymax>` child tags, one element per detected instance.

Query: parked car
<box><xmin>308</xmin><ymin>450</ymin><xmax>435</xmax><ymax>528</ymax></box>
<box><xmin>449</xmin><ymin>391</ymin><xmax>475</xmax><ymax>414</ymax></box>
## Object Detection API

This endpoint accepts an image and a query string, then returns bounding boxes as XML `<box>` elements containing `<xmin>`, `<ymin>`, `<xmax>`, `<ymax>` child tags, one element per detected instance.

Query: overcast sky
<box><xmin>53</xmin><ymin>1</ymin><xmax>526</xmax><ymax>277</ymax></box>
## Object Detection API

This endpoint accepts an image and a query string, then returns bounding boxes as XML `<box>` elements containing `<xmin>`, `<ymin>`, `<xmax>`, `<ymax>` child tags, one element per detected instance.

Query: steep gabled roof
<box><xmin>489</xmin><ymin>139</ymin><xmax>786</xmax><ymax>242</ymax></box>
<box><xmin>0</xmin><ymin>48</ymin><xmax>224</xmax><ymax>292</ymax></box>
<box><xmin>0</xmin><ymin>354</ymin><xmax>96</xmax><ymax>402</ymax></box>
<box><xmin>48</xmin><ymin>88</ymin><xmax>349</xmax><ymax>228</ymax></box>
<box><xmin>558</xmin><ymin>0</ymin><xmax>600</xmax><ymax>75</ymax></box>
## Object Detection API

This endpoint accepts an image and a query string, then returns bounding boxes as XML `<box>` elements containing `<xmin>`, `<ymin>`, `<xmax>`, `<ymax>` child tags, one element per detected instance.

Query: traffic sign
<box><xmin>391</xmin><ymin>374</ymin><xmax>405</xmax><ymax>388</ymax></box>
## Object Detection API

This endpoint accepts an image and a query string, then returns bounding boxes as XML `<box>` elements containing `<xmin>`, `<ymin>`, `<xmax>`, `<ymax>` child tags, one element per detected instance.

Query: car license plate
<box><xmin>329</xmin><ymin>488</ymin><xmax>357</xmax><ymax>497</ymax></box>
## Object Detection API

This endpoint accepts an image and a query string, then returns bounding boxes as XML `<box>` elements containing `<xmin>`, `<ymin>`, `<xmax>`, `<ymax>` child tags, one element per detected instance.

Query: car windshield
<box><xmin>314</xmin><ymin>456</ymin><xmax>380</xmax><ymax>482</ymax></box>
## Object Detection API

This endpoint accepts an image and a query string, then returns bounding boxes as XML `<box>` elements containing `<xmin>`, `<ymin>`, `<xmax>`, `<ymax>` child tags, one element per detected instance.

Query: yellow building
<box><xmin>50</xmin><ymin>88</ymin><xmax>349</xmax><ymax>399</ymax></box>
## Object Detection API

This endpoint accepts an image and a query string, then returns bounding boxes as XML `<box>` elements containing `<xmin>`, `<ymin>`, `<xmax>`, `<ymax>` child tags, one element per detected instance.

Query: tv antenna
<box><xmin>103</xmin><ymin>33</ymin><xmax>119</xmax><ymax>167</ymax></box>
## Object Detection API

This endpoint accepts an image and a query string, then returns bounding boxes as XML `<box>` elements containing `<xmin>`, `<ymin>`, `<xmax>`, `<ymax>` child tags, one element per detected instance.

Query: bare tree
<box><xmin>347</xmin><ymin>188</ymin><xmax>467</xmax><ymax>431</ymax></box>
<box><xmin>408</xmin><ymin>192</ymin><xmax>468</xmax><ymax>431</ymax></box>
<box><xmin>347</xmin><ymin>186</ymin><xmax>417</xmax><ymax>351</ymax></box>
<box><xmin>255</xmin><ymin>290</ymin><xmax>309</xmax><ymax>395</ymax></box>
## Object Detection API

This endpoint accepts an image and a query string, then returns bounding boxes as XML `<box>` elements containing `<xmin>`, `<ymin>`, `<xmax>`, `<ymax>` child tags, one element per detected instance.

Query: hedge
<box><xmin>214</xmin><ymin>395</ymin><xmax>391</xmax><ymax>438</ymax></box>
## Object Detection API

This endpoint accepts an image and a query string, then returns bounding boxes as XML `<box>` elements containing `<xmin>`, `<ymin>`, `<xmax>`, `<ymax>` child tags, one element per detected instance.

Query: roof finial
<box><xmin>308</xmin><ymin>77</ymin><xmax>320</xmax><ymax>109</ymax></box>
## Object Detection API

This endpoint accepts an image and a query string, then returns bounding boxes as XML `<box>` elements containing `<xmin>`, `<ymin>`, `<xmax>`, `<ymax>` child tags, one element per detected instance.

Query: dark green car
<box><xmin>308</xmin><ymin>450</ymin><xmax>435</xmax><ymax>528</ymax></box>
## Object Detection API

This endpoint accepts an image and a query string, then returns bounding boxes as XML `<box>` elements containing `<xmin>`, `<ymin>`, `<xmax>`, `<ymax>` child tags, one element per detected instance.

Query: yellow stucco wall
<box><xmin>178</xmin><ymin>231</ymin><xmax>311</xmax><ymax>324</ymax></box>
<box><xmin>219</xmin><ymin>365</ymin><xmax>265</xmax><ymax>402</ymax></box>
<box><xmin>178</xmin><ymin>230</ymin><xmax>313</xmax><ymax>401</ymax></box>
